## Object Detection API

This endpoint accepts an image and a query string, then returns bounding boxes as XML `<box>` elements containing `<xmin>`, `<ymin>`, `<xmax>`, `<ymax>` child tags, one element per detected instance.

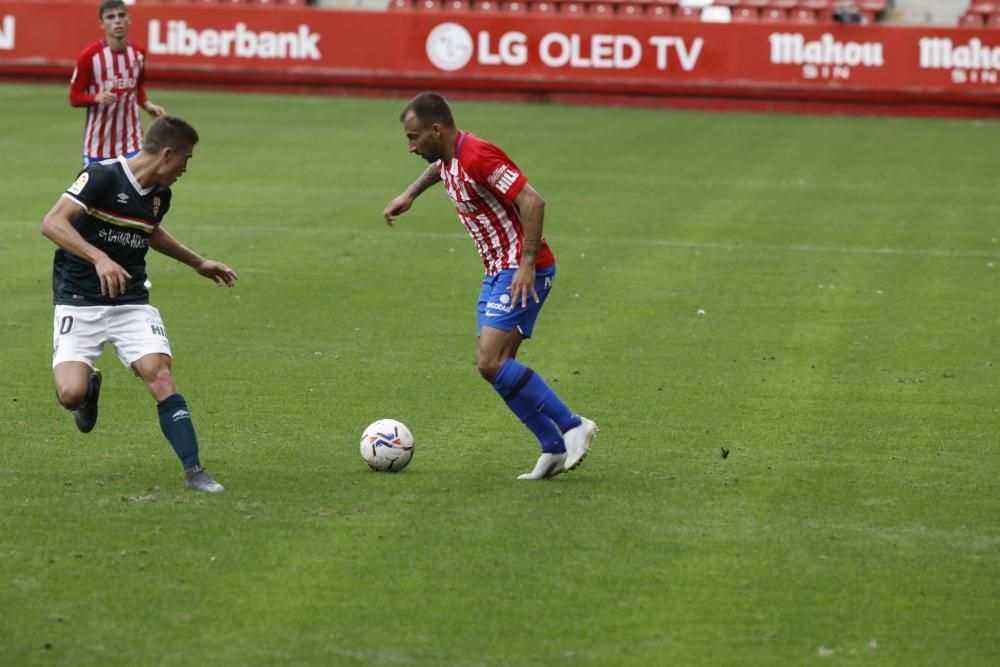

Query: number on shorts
<box><xmin>59</xmin><ymin>316</ymin><xmax>74</xmax><ymax>335</ymax></box>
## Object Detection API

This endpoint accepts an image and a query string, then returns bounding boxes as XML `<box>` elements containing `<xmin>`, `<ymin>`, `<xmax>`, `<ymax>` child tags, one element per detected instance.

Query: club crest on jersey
<box><xmin>68</xmin><ymin>173</ymin><xmax>89</xmax><ymax>195</ymax></box>
<box><xmin>152</xmin><ymin>196</ymin><xmax>161</xmax><ymax>217</ymax></box>
<box><xmin>487</xmin><ymin>165</ymin><xmax>519</xmax><ymax>194</ymax></box>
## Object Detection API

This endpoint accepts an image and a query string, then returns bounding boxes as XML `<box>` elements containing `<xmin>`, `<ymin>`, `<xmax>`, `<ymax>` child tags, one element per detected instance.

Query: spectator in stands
<box><xmin>70</xmin><ymin>0</ymin><xmax>165</xmax><ymax>167</ymax></box>
<box><xmin>832</xmin><ymin>0</ymin><xmax>868</xmax><ymax>23</ymax></box>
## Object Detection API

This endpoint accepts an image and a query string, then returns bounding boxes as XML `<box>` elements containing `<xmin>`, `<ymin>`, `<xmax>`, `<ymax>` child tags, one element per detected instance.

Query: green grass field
<box><xmin>1</xmin><ymin>82</ymin><xmax>998</xmax><ymax>666</ymax></box>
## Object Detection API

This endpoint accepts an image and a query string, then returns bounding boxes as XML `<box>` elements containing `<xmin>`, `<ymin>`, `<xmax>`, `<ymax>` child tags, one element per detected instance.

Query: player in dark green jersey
<box><xmin>41</xmin><ymin>114</ymin><xmax>238</xmax><ymax>493</ymax></box>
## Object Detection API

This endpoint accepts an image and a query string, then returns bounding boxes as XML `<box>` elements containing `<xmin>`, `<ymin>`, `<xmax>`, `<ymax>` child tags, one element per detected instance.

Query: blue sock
<box><xmin>508</xmin><ymin>392</ymin><xmax>565</xmax><ymax>453</ymax></box>
<box><xmin>493</xmin><ymin>359</ymin><xmax>582</xmax><ymax>440</ymax></box>
<box><xmin>157</xmin><ymin>394</ymin><xmax>200</xmax><ymax>469</ymax></box>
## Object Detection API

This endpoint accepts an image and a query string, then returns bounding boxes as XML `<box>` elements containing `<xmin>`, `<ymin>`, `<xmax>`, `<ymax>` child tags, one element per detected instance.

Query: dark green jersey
<box><xmin>53</xmin><ymin>157</ymin><xmax>172</xmax><ymax>306</ymax></box>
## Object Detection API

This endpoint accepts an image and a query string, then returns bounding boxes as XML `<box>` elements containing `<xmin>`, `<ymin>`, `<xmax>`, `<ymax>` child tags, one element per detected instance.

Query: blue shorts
<box><xmin>477</xmin><ymin>264</ymin><xmax>556</xmax><ymax>339</ymax></box>
<box><xmin>83</xmin><ymin>149</ymin><xmax>139</xmax><ymax>167</ymax></box>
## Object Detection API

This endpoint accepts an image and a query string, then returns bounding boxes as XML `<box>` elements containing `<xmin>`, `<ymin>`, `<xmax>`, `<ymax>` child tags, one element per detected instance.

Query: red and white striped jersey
<box><xmin>70</xmin><ymin>40</ymin><xmax>150</xmax><ymax>160</ymax></box>
<box><xmin>436</xmin><ymin>131</ymin><xmax>555</xmax><ymax>276</ymax></box>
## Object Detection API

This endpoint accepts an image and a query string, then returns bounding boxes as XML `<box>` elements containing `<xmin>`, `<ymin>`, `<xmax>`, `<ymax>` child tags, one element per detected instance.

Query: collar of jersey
<box><xmin>117</xmin><ymin>155</ymin><xmax>155</xmax><ymax>197</ymax></box>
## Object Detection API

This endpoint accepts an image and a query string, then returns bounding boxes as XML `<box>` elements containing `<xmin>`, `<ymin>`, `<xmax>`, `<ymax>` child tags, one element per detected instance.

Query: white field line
<box><xmin>6</xmin><ymin>219</ymin><xmax>998</xmax><ymax>260</ymax></box>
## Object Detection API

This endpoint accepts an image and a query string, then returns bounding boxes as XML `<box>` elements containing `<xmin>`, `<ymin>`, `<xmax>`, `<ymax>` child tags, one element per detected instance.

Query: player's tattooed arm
<box><xmin>383</xmin><ymin>165</ymin><xmax>441</xmax><ymax>227</ymax></box>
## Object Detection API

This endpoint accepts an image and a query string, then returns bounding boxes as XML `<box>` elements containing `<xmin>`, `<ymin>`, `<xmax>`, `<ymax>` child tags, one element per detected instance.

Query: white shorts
<box><xmin>52</xmin><ymin>304</ymin><xmax>172</xmax><ymax>370</ymax></box>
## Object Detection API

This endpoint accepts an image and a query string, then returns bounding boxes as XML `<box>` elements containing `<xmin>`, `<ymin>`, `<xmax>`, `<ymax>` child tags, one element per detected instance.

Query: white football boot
<box><xmin>517</xmin><ymin>452</ymin><xmax>567</xmax><ymax>480</ymax></box>
<box><xmin>185</xmin><ymin>464</ymin><xmax>225</xmax><ymax>493</ymax></box>
<box><xmin>563</xmin><ymin>417</ymin><xmax>597</xmax><ymax>472</ymax></box>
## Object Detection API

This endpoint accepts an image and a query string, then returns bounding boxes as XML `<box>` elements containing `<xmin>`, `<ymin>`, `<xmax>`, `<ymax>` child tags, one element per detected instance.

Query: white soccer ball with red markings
<box><xmin>359</xmin><ymin>419</ymin><xmax>414</xmax><ymax>472</ymax></box>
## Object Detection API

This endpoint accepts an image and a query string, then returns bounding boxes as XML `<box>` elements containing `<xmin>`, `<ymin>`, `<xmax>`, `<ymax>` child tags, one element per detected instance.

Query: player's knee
<box><xmin>476</xmin><ymin>357</ymin><xmax>502</xmax><ymax>383</ymax></box>
<box><xmin>146</xmin><ymin>367</ymin><xmax>177</xmax><ymax>397</ymax></box>
<box><xmin>55</xmin><ymin>385</ymin><xmax>87</xmax><ymax>410</ymax></box>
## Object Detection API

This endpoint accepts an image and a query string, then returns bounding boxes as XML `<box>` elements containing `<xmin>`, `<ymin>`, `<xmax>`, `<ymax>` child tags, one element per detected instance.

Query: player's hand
<box><xmin>509</xmin><ymin>265</ymin><xmax>539</xmax><ymax>309</ymax></box>
<box><xmin>144</xmin><ymin>103</ymin><xmax>165</xmax><ymax>118</ymax></box>
<box><xmin>383</xmin><ymin>195</ymin><xmax>412</xmax><ymax>227</ymax></box>
<box><xmin>94</xmin><ymin>91</ymin><xmax>118</xmax><ymax>106</ymax></box>
<box><xmin>95</xmin><ymin>255</ymin><xmax>132</xmax><ymax>298</ymax></box>
<box><xmin>196</xmin><ymin>260</ymin><xmax>239</xmax><ymax>287</ymax></box>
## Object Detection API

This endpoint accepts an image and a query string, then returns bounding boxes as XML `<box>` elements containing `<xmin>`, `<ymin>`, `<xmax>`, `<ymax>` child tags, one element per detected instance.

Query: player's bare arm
<box><xmin>41</xmin><ymin>197</ymin><xmax>131</xmax><ymax>298</ymax></box>
<box><xmin>143</xmin><ymin>101</ymin><xmax>165</xmax><ymax>117</ymax></box>
<box><xmin>149</xmin><ymin>226</ymin><xmax>239</xmax><ymax>287</ymax></box>
<box><xmin>383</xmin><ymin>165</ymin><xmax>442</xmax><ymax>226</ymax></box>
<box><xmin>509</xmin><ymin>184</ymin><xmax>546</xmax><ymax>308</ymax></box>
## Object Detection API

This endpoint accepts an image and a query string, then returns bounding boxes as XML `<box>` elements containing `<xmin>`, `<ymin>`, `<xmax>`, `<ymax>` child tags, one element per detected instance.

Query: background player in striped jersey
<box><xmin>41</xmin><ymin>115</ymin><xmax>237</xmax><ymax>493</ymax></box>
<box><xmin>383</xmin><ymin>92</ymin><xmax>597</xmax><ymax>480</ymax></box>
<box><xmin>70</xmin><ymin>0</ymin><xmax>165</xmax><ymax>167</ymax></box>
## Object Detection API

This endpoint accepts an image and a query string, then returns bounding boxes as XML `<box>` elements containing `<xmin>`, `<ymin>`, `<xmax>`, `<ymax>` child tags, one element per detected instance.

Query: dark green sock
<box><xmin>157</xmin><ymin>394</ymin><xmax>200</xmax><ymax>469</ymax></box>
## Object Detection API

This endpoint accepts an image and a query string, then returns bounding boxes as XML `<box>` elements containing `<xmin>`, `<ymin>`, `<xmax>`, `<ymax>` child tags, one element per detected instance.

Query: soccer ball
<box><xmin>359</xmin><ymin>419</ymin><xmax>414</xmax><ymax>472</ymax></box>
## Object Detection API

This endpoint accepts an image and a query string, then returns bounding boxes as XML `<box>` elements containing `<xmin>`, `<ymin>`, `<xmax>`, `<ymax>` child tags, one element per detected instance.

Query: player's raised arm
<box><xmin>41</xmin><ymin>196</ymin><xmax>132</xmax><ymax>298</ymax></box>
<box><xmin>149</xmin><ymin>226</ymin><xmax>238</xmax><ymax>287</ymax></box>
<box><xmin>383</xmin><ymin>165</ymin><xmax>441</xmax><ymax>227</ymax></box>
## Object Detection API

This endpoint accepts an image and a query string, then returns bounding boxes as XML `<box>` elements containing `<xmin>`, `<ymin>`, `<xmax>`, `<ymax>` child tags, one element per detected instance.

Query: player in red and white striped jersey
<box><xmin>70</xmin><ymin>0</ymin><xmax>164</xmax><ymax>167</ymax></box>
<box><xmin>384</xmin><ymin>93</ymin><xmax>597</xmax><ymax>481</ymax></box>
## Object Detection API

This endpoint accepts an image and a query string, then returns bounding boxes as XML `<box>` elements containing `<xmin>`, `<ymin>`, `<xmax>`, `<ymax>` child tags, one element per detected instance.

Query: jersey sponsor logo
<box><xmin>0</xmin><ymin>16</ymin><xmax>14</xmax><ymax>51</ymax></box>
<box><xmin>487</xmin><ymin>165</ymin><xmax>520</xmax><ymax>194</ymax></box>
<box><xmin>148</xmin><ymin>20</ymin><xmax>321</xmax><ymax>60</ymax></box>
<box><xmin>116</xmin><ymin>192</ymin><xmax>129</xmax><ymax>204</ymax></box>
<box><xmin>99</xmin><ymin>228</ymin><xmax>148</xmax><ymax>249</ymax></box>
<box><xmin>68</xmin><ymin>173</ymin><xmax>90</xmax><ymax>195</ymax></box>
<box><xmin>104</xmin><ymin>77</ymin><xmax>137</xmax><ymax>92</ymax></box>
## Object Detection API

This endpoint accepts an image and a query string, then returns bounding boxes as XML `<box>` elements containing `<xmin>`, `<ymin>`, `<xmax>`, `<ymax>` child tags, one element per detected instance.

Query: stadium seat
<box><xmin>647</xmin><ymin>0</ymin><xmax>677</xmax><ymax>16</ymax></box>
<box><xmin>472</xmin><ymin>0</ymin><xmax>499</xmax><ymax>9</ymax></box>
<box><xmin>387</xmin><ymin>0</ymin><xmax>414</xmax><ymax>9</ymax></box>
<box><xmin>967</xmin><ymin>1</ymin><xmax>998</xmax><ymax>17</ymax></box>
<box><xmin>990</xmin><ymin>12</ymin><xmax>1000</xmax><ymax>26</ymax></box>
<box><xmin>800</xmin><ymin>0</ymin><xmax>832</xmax><ymax>21</ymax></box>
<box><xmin>500</xmin><ymin>0</ymin><xmax>529</xmax><ymax>10</ymax></box>
<box><xmin>444</xmin><ymin>0</ymin><xmax>470</xmax><ymax>9</ymax></box>
<box><xmin>674</xmin><ymin>5</ymin><xmax>700</xmax><ymax>19</ymax></box>
<box><xmin>761</xmin><ymin>5</ymin><xmax>787</xmax><ymax>20</ymax></box>
<box><xmin>529</xmin><ymin>0</ymin><xmax>557</xmax><ymax>11</ymax></box>
<box><xmin>414</xmin><ymin>0</ymin><xmax>443</xmax><ymax>9</ymax></box>
<box><xmin>860</xmin><ymin>0</ymin><xmax>886</xmax><ymax>20</ymax></box>
<box><xmin>558</xmin><ymin>0</ymin><xmax>588</xmax><ymax>14</ymax></box>
<box><xmin>790</xmin><ymin>6</ymin><xmax>819</xmax><ymax>21</ymax></box>
<box><xmin>617</xmin><ymin>0</ymin><xmax>651</xmax><ymax>16</ymax></box>
<box><xmin>588</xmin><ymin>0</ymin><xmax>616</xmax><ymax>14</ymax></box>
<box><xmin>959</xmin><ymin>11</ymin><xmax>985</xmax><ymax>25</ymax></box>
<box><xmin>739</xmin><ymin>0</ymin><xmax>769</xmax><ymax>18</ymax></box>
<box><xmin>731</xmin><ymin>5</ymin><xmax>759</xmax><ymax>20</ymax></box>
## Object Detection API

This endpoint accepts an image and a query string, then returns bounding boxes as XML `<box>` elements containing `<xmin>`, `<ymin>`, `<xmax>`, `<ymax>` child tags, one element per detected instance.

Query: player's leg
<box><xmin>477</xmin><ymin>266</ymin><xmax>594</xmax><ymax>478</ymax></box>
<box><xmin>52</xmin><ymin>306</ymin><xmax>106</xmax><ymax>432</ymax></box>
<box><xmin>131</xmin><ymin>353</ymin><xmax>223</xmax><ymax>493</ymax></box>
<box><xmin>111</xmin><ymin>305</ymin><xmax>223</xmax><ymax>492</ymax></box>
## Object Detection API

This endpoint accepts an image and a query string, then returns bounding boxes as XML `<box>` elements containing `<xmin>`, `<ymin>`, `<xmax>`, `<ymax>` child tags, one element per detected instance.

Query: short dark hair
<box><xmin>143</xmin><ymin>115</ymin><xmax>199</xmax><ymax>154</ymax></box>
<box><xmin>98</xmin><ymin>0</ymin><xmax>127</xmax><ymax>18</ymax></box>
<box><xmin>400</xmin><ymin>92</ymin><xmax>455</xmax><ymax>128</ymax></box>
